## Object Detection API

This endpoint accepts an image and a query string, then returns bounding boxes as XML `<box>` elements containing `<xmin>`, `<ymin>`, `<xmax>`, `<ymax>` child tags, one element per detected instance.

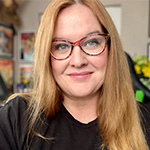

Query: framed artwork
<box><xmin>0</xmin><ymin>73</ymin><xmax>10</xmax><ymax>101</ymax></box>
<box><xmin>0</xmin><ymin>59</ymin><xmax>13</xmax><ymax>91</ymax></box>
<box><xmin>0</xmin><ymin>23</ymin><xmax>14</xmax><ymax>58</ymax></box>
<box><xmin>19</xmin><ymin>31</ymin><xmax>36</xmax><ymax>61</ymax></box>
<box><xmin>19</xmin><ymin>64</ymin><xmax>33</xmax><ymax>84</ymax></box>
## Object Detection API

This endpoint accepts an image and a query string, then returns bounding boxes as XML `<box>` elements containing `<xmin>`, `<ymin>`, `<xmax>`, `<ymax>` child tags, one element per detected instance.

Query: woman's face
<box><xmin>51</xmin><ymin>4</ymin><xmax>108</xmax><ymax>100</ymax></box>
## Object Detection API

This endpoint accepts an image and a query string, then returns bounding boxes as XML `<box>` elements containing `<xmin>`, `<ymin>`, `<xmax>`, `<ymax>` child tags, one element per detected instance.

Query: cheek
<box><xmin>51</xmin><ymin>57</ymin><xmax>68</xmax><ymax>77</ymax></box>
<box><xmin>51</xmin><ymin>58</ymin><xmax>60</xmax><ymax>77</ymax></box>
<box><xmin>92</xmin><ymin>49</ymin><xmax>108</xmax><ymax>70</ymax></box>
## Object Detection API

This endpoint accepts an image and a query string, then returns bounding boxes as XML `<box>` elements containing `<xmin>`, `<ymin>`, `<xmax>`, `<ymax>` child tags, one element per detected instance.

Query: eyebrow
<box><xmin>86</xmin><ymin>30</ymin><xmax>102</xmax><ymax>36</ymax></box>
<box><xmin>52</xmin><ymin>30</ymin><xmax>102</xmax><ymax>41</ymax></box>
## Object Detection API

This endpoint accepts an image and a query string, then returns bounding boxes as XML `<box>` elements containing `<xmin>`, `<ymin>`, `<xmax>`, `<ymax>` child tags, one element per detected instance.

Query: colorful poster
<box><xmin>0</xmin><ymin>59</ymin><xmax>13</xmax><ymax>90</ymax></box>
<box><xmin>0</xmin><ymin>24</ymin><xmax>13</xmax><ymax>57</ymax></box>
<box><xmin>19</xmin><ymin>31</ymin><xmax>36</xmax><ymax>61</ymax></box>
<box><xmin>19</xmin><ymin>64</ymin><xmax>33</xmax><ymax>84</ymax></box>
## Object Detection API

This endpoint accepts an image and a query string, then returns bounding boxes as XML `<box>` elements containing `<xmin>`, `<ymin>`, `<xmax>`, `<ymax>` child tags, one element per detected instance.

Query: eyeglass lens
<box><xmin>51</xmin><ymin>34</ymin><xmax>108</xmax><ymax>60</ymax></box>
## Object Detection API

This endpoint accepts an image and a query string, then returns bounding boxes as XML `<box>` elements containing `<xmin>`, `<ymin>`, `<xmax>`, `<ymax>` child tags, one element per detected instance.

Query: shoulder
<box><xmin>138</xmin><ymin>102</ymin><xmax>150</xmax><ymax>122</ymax></box>
<box><xmin>0</xmin><ymin>96</ymin><xmax>29</xmax><ymax>149</ymax></box>
<box><xmin>0</xmin><ymin>96</ymin><xmax>28</xmax><ymax>126</ymax></box>
<box><xmin>138</xmin><ymin>102</ymin><xmax>150</xmax><ymax>146</ymax></box>
<box><xmin>0</xmin><ymin>96</ymin><xmax>28</xmax><ymax>114</ymax></box>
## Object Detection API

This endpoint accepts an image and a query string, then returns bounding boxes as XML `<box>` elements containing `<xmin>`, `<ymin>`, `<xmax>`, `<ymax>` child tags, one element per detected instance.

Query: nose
<box><xmin>69</xmin><ymin>46</ymin><xmax>88</xmax><ymax>68</ymax></box>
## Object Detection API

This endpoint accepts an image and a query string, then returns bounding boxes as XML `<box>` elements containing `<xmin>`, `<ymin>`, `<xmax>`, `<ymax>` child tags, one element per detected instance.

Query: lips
<box><xmin>68</xmin><ymin>71</ymin><xmax>93</xmax><ymax>80</ymax></box>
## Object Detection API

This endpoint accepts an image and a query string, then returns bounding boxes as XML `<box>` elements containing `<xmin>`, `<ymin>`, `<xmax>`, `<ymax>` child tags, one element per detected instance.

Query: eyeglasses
<box><xmin>50</xmin><ymin>33</ymin><xmax>109</xmax><ymax>60</ymax></box>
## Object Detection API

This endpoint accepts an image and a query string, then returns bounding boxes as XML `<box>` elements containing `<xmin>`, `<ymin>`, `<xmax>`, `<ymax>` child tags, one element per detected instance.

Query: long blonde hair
<box><xmin>10</xmin><ymin>0</ymin><xmax>148</xmax><ymax>149</ymax></box>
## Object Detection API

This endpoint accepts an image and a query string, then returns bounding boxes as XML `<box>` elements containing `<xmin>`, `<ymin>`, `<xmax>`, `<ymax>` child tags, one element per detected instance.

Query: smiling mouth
<box><xmin>68</xmin><ymin>72</ymin><xmax>93</xmax><ymax>79</ymax></box>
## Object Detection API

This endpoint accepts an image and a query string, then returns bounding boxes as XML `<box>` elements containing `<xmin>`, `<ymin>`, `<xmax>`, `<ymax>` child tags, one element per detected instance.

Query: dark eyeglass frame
<box><xmin>50</xmin><ymin>33</ymin><xmax>109</xmax><ymax>60</ymax></box>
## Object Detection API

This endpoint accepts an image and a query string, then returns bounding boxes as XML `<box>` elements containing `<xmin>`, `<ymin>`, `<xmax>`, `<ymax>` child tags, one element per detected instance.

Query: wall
<box><xmin>102</xmin><ymin>0</ymin><xmax>149</xmax><ymax>57</ymax></box>
<box><xmin>14</xmin><ymin>0</ymin><xmax>150</xmax><ymax>82</ymax></box>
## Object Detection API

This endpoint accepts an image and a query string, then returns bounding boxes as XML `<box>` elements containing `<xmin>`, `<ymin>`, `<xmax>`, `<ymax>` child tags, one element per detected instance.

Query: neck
<box><xmin>63</xmin><ymin>94</ymin><xmax>98</xmax><ymax>124</ymax></box>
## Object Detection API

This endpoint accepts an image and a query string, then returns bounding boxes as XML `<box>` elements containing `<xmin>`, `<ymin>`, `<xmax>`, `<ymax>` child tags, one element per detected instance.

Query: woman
<box><xmin>0</xmin><ymin>0</ymin><xmax>149</xmax><ymax>149</ymax></box>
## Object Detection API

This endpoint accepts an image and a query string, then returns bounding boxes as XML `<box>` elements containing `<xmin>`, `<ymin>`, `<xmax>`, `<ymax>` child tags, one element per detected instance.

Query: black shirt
<box><xmin>0</xmin><ymin>96</ymin><xmax>150</xmax><ymax>150</ymax></box>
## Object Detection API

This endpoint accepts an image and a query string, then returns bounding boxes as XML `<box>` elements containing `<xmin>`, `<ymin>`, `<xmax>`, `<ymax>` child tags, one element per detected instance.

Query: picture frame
<box><xmin>18</xmin><ymin>31</ymin><xmax>36</xmax><ymax>62</ymax></box>
<box><xmin>19</xmin><ymin>63</ymin><xmax>33</xmax><ymax>84</ymax></box>
<box><xmin>0</xmin><ymin>73</ymin><xmax>10</xmax><ymax>101</ymax></box>
<box><xmin>0</xmin><ymin>59</ymin><xmax>14</xmax><ymax>92</ymax></box>
<box><xmin>0</xmin><ymin>23</ymin><xmax>14</xmax><ymax>58</ymax></box>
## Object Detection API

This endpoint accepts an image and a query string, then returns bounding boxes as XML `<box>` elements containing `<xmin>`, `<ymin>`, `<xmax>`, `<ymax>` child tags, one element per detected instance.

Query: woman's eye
<box><xmin>84</xmin><ymin>39</ymin><xmax>101</xmax><ymax>47</ymax></box>
<box><xmin>55</xmin><ymin>44</ymin><xmax>69</xmax><ymax>51</ymax></box>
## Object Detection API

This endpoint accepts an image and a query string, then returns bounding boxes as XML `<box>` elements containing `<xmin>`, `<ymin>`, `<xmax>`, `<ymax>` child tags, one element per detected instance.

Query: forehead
<box><xmin>53</xmin><ymin>4</ymin><xmax>103</xmax><ymax>41</ymax></box>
